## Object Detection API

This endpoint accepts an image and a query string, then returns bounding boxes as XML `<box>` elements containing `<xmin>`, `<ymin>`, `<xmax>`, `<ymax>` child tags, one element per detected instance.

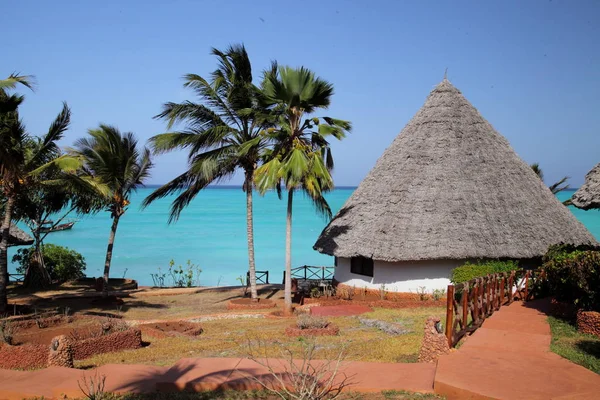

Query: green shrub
<box><xmin>450</xmin><ymin>260</ymin><xmax>518</xmax><ymax>284</ymax></box>
<box><xmin>543</xmin><ymin>243</ymin><xmax>600</xmax><ymax>263</ymax></box>
<box><xmin>543</xmin><ymin>245</ymin><xmax>600</xmax><ymax>311</ymax></box>
<box><xmin>13</xmin><ymin>244</ymin><xmax>86</xmax><ymax>282</ymax></box>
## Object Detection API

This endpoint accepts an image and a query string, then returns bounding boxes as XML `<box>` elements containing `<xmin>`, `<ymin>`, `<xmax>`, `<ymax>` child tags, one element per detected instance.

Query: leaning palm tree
<box><xmin>72</xmin><ymin>125</ymin><xmax>153</xmax><ymax>296</ymax></box>
<box><xmin>531</xmin><ymin>162</ymin><xmax>571</xmax><ymax>205</ymax></box>
<box><xmin>143</xmin><ymin>44</ymin><xmax>272</xmax><ymax>300</ymax></box>
<box><xmin>255</xmin><ymin>66</ymin><xmax>351</xmax><ymax>314</ymax></box>
<box><xmin>0</xmin><ymin>82</ymin><xmax>74</xmax><ymax>311</ymax></box>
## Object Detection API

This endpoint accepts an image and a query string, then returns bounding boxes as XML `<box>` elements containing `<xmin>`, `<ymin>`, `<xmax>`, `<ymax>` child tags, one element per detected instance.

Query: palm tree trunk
<box><xmin>103</xmin><ymin>215</ymin><xmax>121</xmax><ymax>298</ymax></box>
<box><xmin>284</xmin><ymin>188</ymin><xmax>294</xmax><ymax>315</ymax></box>
<box><xmin>24</xmin><ymin>230</ymin><xmax>51</xmax><ymax>289</ymax></box>
<box><xmin>245</xmin><ymin>171</ymin><xmax>259</xmax><ymax>301</ymax></box>
<box><xmin>0</xmin><ymin>196</ymin><xmax>15</xmax><ymax>313</ymax></box>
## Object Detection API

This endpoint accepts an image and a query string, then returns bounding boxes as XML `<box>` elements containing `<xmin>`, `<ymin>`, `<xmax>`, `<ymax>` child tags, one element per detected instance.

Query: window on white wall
<box><xmin>350</xmin><ymin>257</ymin><xmax>373</xmax><ymax>277</ymax></box>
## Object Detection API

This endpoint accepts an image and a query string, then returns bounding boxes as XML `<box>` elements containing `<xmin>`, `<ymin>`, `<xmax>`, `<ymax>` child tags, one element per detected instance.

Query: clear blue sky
<box><xmin>3</xmin><ymin>0</ymin><xmax>599</xmax><ymax>187</ymax></box>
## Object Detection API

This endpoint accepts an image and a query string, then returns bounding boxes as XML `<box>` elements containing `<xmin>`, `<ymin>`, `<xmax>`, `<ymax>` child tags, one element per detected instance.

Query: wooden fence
<box><xmin>8</xmin><ymin>273</ymin><xmax>24</xmax><ymax>284</ymax></box>
<box><xmin>283</xmin><ymin>265</ymin><xmax>334</xmax><ymax>283</ymax></box>
<box><xmin>444</xmin><ymin>269</ymin><xmax>546</xmax><ymax>347</ymax></box>
<box><xmin>246</xmin><ymin>270</ymin><xmax>269</xmax><ymax>285</ymax></box>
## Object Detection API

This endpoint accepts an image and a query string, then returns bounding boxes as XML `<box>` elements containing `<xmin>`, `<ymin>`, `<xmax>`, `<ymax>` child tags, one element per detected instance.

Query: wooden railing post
<box><xmin>462</xmin><ymin>283</ymin><xmax>468</xmax><ymax>330</ymax></box>
<box><xmin>524</xmin><ymin>270</ymin><xmax>530</xmax><ymax>301</ymax></box>
<box><xmin>488</xmin><ymin>277</ymin><xmax>492</xmax><ymax>314</ymax></box>
<box><xmin>481</xmin><ymin>278</ymin><xmax>487</xmax><ymax>321</ymax></box>
<box><xmin>500</xmin><ymin>275</ymin><xmax>505</xmax><ymax>306</ymax></box>
<box><xmin>508</xmin><ymin>273</ymin><xmax>514</xmax><ymax>304</ymax></box>
<box><xmin>473</xmin><ymin>280</ymin><xmax>479</xmax><ymax>325</ymax></box>
<box><xmin>445</xmin><ymin>285</ymin><xmax>455</xmax><ymax>347</ymax></box>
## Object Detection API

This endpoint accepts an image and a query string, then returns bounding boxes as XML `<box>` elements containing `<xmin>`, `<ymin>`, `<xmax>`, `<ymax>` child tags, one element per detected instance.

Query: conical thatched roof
<box><xmin>572</xmin><ymin>163</ymin><xmax>600</xmax><ymax>210</ymax></box>
<box><xmin>8</xmin><ymin>225</ymin><xmax>34</xmax><ymax>247</ymax></box>
<box><xmin>314</xmin><ymin>79</ymin><xmax>597</xmax><ymax>261</ymax></box>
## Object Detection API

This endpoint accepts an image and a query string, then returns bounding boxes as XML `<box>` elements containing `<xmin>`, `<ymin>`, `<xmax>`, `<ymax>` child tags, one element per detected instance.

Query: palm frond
<box><xmin>154</xmin><ymin>101</ymin><xmax>225</xmax><ymax>130</ymax></box>
<box><xmin>531</xmin><ymin>163</ymin><xmax>544</xmax><ymax>181</ymax></box>
<box><xmin>549</xmin><ymin>176</ymin><xmax>570</xmax><ymax>194</ymax></box>
<box><xmin>25</xmin><ymin>102</ymin><xmax>71</xmax><ymax>170</ymax></box>
<box><xmin>0</xmin><ymin>74</ymin><xmax>35</xmax><ymax>92</ymax></box>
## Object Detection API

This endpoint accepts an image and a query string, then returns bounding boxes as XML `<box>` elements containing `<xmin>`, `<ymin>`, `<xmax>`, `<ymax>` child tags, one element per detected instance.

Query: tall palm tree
<box><xmin>255</xmin><ymin>66</ymin><xmax>351</xmax><ymax>314</ymax></box>
<box><xmin>72</xmin><ymin>125</ymin><xmax>153</xmax><ymax>296</ymax></box>
<box><xmin>0</xmin><ymin>79</ymin><xmax>74</xmax><ymax>311</ymax></box>
<box><xmin>143</xmin><ymin>44</ymin><xmax>272</xmax><ymax>300</ymax></box>
<box><xmin>531</xmin><ymin>162</ymin><xmax>571</xmax><ymax>205</ymax></box>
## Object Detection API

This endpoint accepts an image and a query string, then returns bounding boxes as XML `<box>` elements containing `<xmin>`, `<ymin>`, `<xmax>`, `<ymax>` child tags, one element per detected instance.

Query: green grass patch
<box><xmin>548</xmin><ymin>316</ymin><xmax>600</xmax><ymax>373</ymax></box>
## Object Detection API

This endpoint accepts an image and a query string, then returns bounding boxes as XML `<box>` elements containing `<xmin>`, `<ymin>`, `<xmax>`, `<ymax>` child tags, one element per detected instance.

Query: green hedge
<box><xmin>450</xmin><ymin>260</ymin><xmax>519</xmax><ymax>284</ymax></box>
<box><xmin>543</xmin><ymin>244</ymin><xmax>600</xmax><ymax>311</ymax></box>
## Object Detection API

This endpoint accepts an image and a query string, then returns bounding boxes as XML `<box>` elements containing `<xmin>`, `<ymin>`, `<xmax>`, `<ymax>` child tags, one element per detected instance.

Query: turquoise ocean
<box><xmin>7</xmin><ymin>188</ymin><xmax>600</xmax><ymax>287</ymax></box>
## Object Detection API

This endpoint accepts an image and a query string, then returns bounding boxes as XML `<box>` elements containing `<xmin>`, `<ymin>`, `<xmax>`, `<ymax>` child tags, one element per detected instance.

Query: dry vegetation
<box><xmin>8</xmin><ymin>284</ymin><xmax>444</xmax><ymax>368</ymax></box>
<box><xmin>76</xmin><ymin>307</ymin><xmax>444</xmax><ymax>368</ymax></box>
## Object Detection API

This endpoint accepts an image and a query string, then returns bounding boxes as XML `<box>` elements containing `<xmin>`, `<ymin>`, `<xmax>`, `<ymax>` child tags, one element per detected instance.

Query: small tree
<box><xmin>71</xmin><ymin>125</ymin><xmax>153</xmax><ymax>297</ymax></box>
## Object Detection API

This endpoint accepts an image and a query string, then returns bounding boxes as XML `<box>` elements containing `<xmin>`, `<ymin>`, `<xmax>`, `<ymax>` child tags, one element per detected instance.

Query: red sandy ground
<box><xmin>3</xmin><ymin>299</ymin><xmax>600</xmax><ymax>399</ymax></box>
<box><xmin>0</xmin><ymin>359</ymin><xmax>436</xmax><ymax>399</ymax></box>
<box><xmin>310</xmin><ymin>305</ymin><xmax>372</xmax><ymax>317</ymax></box>
<box><xmin>12</xmin><ymin>317</ymin><xmax>98</xmax><ymax>345</ymax></box>
<box><xmin>139</xmin><ymin>321</ymin><xmax>203</xmax><ymax>339</ymax></box>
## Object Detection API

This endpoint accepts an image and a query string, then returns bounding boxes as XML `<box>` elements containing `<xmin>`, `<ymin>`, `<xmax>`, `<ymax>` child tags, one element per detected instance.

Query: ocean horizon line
<box><xmin>142</xmin><ymin>184</ymin><xmax>360</xmax><ymax>190</ymax></box>
<box><xmin>141</xmin><ymin>184</ymin><xmax>580</xmax><ymax>192</ymax></box>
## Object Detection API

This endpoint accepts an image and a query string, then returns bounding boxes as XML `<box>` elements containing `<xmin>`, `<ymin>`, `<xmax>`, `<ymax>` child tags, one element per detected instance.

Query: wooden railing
<box><xmin>283</xmin><ymin>265</ymin><xmax>334</xmax><ymax>283</ymax></box>
<box><xmin>246</xmin><ymin>270</ymin><xmax>269</xmax><ymax>285</ymax></box>
<box><xmin>8</xmin><ymin>273</ymin><xmax>24</xmax><ymax>283</ymax></box>
<box><xmin>445</xmin><ymin>269</ymin><xmax>546</xmax><ymax>347</ymax></box>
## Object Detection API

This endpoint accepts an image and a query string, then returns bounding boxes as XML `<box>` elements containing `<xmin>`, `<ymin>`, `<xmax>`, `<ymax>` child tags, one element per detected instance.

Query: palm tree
<box><xmin>255</xmin><ymin>66</ymin><xmax>351</xmax><ymax>314</ymax></box>
<box><xmin>11</xmin><ymin>150</ymin><xmax>102</xmax><ymax>288</ymax></box>
<box><xmin>72</xmin><ymin>125</ymin><xmax>153</xmax><ymax>296</ymax></box>
<box><xmin>531</xmin><ymin>163</ymin><xmax>571</xmax><ymax>205</ymax></box>
<box><xmin>143</xmin><ymin>44</ymin><xmax>272</xmax><ymax>300</ymax></box>
<box><xmin>0</xmin><ymin>79</ymin><xmax>74</xmax><ymax>311</ymax></box>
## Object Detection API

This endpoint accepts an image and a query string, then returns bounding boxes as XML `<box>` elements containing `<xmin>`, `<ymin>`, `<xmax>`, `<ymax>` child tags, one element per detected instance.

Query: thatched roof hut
<box><xmin>315</xmin><ymin>79</ymin><xmax>597</xmax><ymax>264</ymax></box>
<box><xmin>8</xmin><ymin>225</ymin><xmax>34</xmax><ymax>247</ymax></box>
<box><xmin>572</xmin><ymin>163</ymin><xmax>600</xmax><ymax>210</ymax></box>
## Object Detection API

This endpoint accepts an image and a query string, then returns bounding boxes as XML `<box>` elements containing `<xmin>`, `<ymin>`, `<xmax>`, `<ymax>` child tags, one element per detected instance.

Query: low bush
<box><xmin>0</xmin><ymin>320</ymin><xmax>15</xmax><ymax>345</ymax></box>
<box><xmin>450</xmin><ymin>260</ymin><xmax>518</xmax><ymax>284</ymax></box>
<box><xmin>296</xmin><ymin>314</ymin><xmax>329</xmax><ymax>330</ymax></box>
<box><xmin>543</xmin><ymin>244</ymin><xmax>600</xmax><ymax>311</ymax></box>
<box><xmin>13</xmin><ymin>244</ymin><xmax>86</xmax><ymax>282</ymax></box>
